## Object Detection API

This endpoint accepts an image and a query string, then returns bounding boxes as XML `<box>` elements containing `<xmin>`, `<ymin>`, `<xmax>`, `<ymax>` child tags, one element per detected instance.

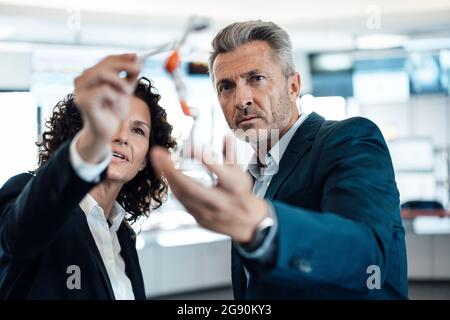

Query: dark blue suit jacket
<box><xmin>0</xmin><ymin>140</ymin><xmax>146</xmax><ymax>299</ymax></box>
<box><xmin>232</xmin><ymin>112</ymin><xmax>408</xmax><ymax>299</ymax></box>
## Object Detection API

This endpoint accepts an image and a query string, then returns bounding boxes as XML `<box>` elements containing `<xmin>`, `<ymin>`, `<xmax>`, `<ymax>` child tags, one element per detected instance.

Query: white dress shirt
<box><xmin>79</xmin><ymin>194</ymin><xmax>135</xmax><ymax>300</ymax></box>
<box><xmin>69</xmin><ymin>133</ymin><xmax>135</xmax><ymax>300</ymax></box>
<box><xmin>235</xmin><ymin>112</ymin><xmax>309</xmax><ymax>260</ymax></box>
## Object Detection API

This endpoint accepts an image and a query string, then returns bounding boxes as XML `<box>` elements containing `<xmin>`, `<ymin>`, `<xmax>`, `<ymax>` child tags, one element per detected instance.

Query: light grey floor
<box><xmin>154</xmin><ymin>286</ymin><xmax>234</xmax><ymax>300</ymax></box>
<box><xmin>408</xmin><ymin>281</ymin><xmax>450</xmax><ymax>300</ymax></box>
<box><xmin>152</xmin><ymin>281</ymin><xmax>450</xmax><ymax>300</ymax></box>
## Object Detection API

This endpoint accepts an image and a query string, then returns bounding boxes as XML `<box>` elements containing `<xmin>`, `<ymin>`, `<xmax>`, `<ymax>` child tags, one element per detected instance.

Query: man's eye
<box><xmin>219</xmin><ymin>83</ymin><xmax>233</xmax><ymax>93</ymax></box>
<box><xmin>251</xmin><ymin>75</ymin><xmax>265</xmax><ymax>81</ymax></box>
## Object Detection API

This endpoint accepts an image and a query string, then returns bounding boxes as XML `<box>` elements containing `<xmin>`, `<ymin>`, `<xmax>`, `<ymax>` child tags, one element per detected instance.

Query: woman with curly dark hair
<box><xmin>0</xmin><ymin>53</ymin><xmax>176</xmax><ymax>299</ymax></box>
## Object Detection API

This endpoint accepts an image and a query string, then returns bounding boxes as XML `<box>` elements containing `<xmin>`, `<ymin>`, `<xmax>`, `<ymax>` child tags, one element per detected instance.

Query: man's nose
<box><xmin>234</xmin><ymin>82</ymin><xmax>253</xmax><ymax>111</ymax></box>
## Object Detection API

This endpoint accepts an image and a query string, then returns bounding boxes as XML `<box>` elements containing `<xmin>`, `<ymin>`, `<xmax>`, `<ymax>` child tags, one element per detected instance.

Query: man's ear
<box><xmin>288</xmin><ymin>72</ymin><xmax>301</xmax><ymax>103</ymax></box>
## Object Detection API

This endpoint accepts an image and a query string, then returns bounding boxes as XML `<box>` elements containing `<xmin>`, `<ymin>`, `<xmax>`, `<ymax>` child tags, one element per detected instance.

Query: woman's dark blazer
<box><xmin>0</xmin><ymin>139</ymin><xmax>146</xmax><ymax>299</ymax></box>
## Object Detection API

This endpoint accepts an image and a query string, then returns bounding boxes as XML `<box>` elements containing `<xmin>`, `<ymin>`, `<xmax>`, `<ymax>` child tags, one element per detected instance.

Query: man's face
<box><xmin>212</xmin><ymin>40</ymin><xmax>299</xmax><ymax>144</ymax></box>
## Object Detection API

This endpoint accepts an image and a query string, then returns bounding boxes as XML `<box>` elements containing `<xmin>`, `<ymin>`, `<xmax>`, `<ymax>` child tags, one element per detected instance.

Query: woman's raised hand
<box><xmin>74</xmin><ymin>54</ymin><xmax>143</xmax><ymax>163</ymax></box>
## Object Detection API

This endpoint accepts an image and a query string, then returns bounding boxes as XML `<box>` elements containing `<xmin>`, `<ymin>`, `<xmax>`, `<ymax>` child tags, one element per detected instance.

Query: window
<box><xmin>0</xmin><ymin>92</ymin><xmax>37</xmax><ymax>186</ymax></box>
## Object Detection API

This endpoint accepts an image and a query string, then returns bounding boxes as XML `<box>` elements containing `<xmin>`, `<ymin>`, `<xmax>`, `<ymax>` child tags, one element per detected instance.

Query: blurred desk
<box><xmin>136</xmin><ymin>226</ymin><xmax>232</xmax><ymax>298</ymax></box>
<box><xmin>404</xmin><ymin>216</ymin><xmax>450</xmax><ymax>280</ymax></box>
<box><xmin>401</xmin><ymin>209</ymin><xmax>449</xmax><ymax>219</ymax></box>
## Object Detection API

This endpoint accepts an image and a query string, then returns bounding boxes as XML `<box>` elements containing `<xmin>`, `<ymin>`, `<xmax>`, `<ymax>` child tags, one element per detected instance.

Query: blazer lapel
<box><xmin>231</xmin><ymin>246</ymin><xmax>247</xmax><ymax>300</ymax></box>
<box><xmin>264</xmin><ymin>112</ymin><xmax>325</xmax><ymax>200</ymax></box>
<box><xmin>117</xmin><ymin>224</ymin><xmax>146</xmax><ymax>300</ymax></box>
<box><xmin>74</xmin><ymin>208</ymin><xmax>116</xmax><ymax>300</ymax></box>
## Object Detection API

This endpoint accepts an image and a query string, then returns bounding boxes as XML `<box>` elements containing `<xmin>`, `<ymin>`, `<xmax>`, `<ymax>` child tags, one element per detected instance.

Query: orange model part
<box><xmin>165</xmin><ymin>50</ymin><xmax>180</xmax><ymax>74</ymax></box>
<box><xmin>180</xmin><ymin>99</ymin><xmax>192</xmax><ymax>117</ymax></box>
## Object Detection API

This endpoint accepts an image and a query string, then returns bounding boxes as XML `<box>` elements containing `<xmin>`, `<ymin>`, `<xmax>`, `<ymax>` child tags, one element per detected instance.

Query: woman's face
<box><xmin>107</xmin><ymin>96</ymin><xmax>151</xmax><ymax>183</ymax></box>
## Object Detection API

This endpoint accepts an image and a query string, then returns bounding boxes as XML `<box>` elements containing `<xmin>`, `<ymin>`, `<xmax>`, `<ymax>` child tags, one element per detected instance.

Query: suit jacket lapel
<box><xmin>117</xmin><ymin>223</ymin><xmax>146</xmax><ymax>300</ymax></box>
<box><xmin>264</xmin><ymin>112</ymin><xmax>324</xmax><ymax>200</ymax></box>
<box><xmin>231</xmin><ymin>246</ymin><xmax>247</xmax><ymax>300</ymax></box>
<box><xmin>74</xmin><ymin>208</ymin><xmax>116</xmax><ymax>300</ymax></box>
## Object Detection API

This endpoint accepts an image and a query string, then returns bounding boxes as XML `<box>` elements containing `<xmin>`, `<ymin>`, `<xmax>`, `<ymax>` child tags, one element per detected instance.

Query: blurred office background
<box><xmin>1</xmin><ymin>0</ymin><xmax>450</xmax><ymax>299</ymax></box>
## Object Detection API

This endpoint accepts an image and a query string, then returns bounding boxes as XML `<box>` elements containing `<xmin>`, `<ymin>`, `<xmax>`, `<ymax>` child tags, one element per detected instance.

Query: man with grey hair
<box><xmin>151</xmin><ymin>20</ymin><xmax>408</xmax><ymax>299</ymax></box>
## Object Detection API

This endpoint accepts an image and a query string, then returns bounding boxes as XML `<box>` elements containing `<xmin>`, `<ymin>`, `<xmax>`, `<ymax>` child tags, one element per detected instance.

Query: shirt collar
<box><xmin>268</xmin><ymin>112</ymin><xmax>308</xmax><ymax>166</ymax></box>
<box><xmin>248</xmin><ymin>112</ymin><xmax>308</xmax><ymax>180</ymax></box>
<box><xmin>79</xmin><ymin>193</ymin><xmax>126</xmax><ymax>232</ymax></box>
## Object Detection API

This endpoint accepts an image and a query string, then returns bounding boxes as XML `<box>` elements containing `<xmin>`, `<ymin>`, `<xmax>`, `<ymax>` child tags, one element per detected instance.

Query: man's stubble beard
<box><xmin>234</xmin><ymin>90</ymin><xmax>292</xmax><ymax>150</ymax></box>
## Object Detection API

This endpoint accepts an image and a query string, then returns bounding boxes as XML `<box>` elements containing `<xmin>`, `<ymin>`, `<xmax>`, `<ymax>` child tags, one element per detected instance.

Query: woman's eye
<box><xmin>132</xmin><ymin>128</ymin><xmax>145</xmax><ymax>136</ymax></box>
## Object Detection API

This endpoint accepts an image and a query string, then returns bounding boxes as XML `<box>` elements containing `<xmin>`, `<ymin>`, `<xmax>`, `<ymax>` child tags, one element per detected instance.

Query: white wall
<box><xmin>0</xmin><ymin>50</ymin><xmax>31</xmax><ymax>90</ymax></box>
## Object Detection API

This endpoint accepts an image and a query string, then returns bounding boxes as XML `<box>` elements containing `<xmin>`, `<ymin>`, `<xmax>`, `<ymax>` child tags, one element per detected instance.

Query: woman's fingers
<box><xmin>89</xmin><ymin>69</ymin><xmax>132</xmax><ymax>94</ymax></box>
<box><xmin>73</xmin><ymin>53</ymin><xmax>142</xmax><ymax>160</ymax></box>
<box><xmin>74</xmin><ymin>53</ymin><xmax>143</xmax><ymax>114</ymax></box>
<box><xmin>77</xmin><ymin>57</ymin><xmax>141</xmax><ymax>92</ymax></box>
<box><xmin>88</xmin><ymin>84</ymin><xmax>120</xmax><ymax>108</ymax></box>
<box><xmin>99</xmin><ymin>54</ymin><xmax>142</xmax><ymax>83</ymax></box>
